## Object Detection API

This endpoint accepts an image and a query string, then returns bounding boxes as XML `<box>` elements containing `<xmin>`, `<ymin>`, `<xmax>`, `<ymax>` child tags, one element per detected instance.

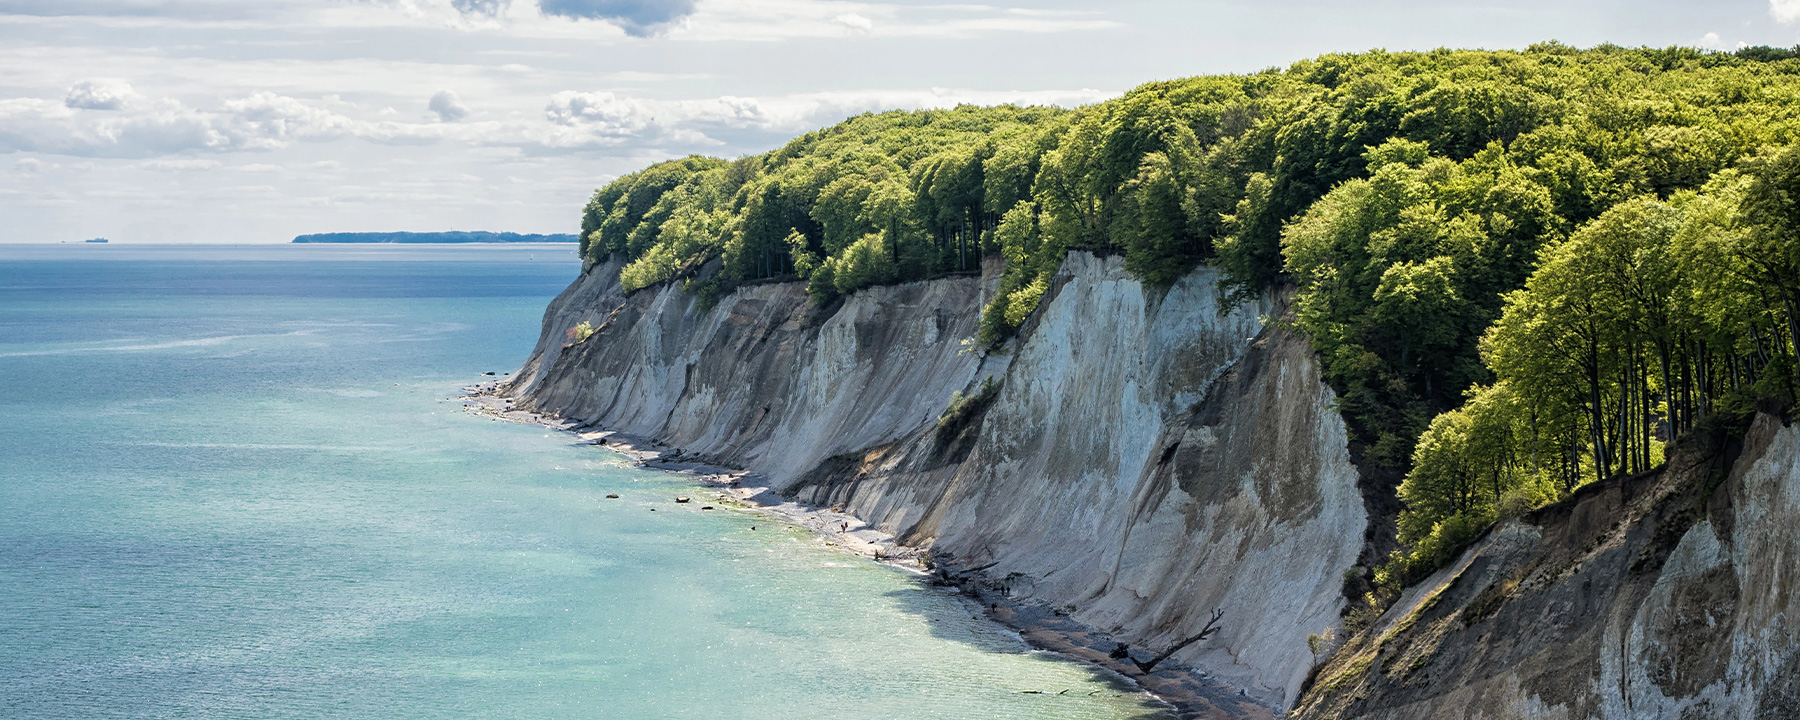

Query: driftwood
<box><xmin>1132</xmin><ymin>608</ymin><xmax>1225</xmax><ymax>674</ymax></box>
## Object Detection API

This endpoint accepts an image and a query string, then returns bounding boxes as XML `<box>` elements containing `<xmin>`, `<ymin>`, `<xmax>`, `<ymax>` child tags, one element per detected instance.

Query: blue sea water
<box><xmin>0</xmin><ymin>244</ymin><xmax>1165</xmax><ymax>720</ymax></box>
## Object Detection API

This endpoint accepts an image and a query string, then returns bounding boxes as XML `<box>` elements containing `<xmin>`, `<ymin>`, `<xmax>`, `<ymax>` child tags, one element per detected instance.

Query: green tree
<box><xmin>1734</xmin><ymin>147</ymin><xmax>1800</xmax><ymax>394</ymax></box>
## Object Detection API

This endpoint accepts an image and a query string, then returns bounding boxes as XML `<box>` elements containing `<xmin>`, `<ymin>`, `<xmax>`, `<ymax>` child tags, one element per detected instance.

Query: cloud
<box><xmin>834</xmin><ymin>12</ymin><xmax>871</xmax><ymax>33</ymax></box>
<box><xmin>542</xmin><ymin>90</ymin><xmax>655</xmax><ymax>140</ymax></box>
<box><xmin>537</xmin><ymin>0</ymin><xmax>696</xmax><ymax>36</ymax></box>
<box><xmin>684</xmin><ymin>95</ymin><xmax>774</xmax><ymax>127</ymax></box>
<box><xmin>65</xmin><ymin>80</ymin><xmax>138</xmax><ymax>110</ymax></box>
<box><xmin>429</xmin><ymin>90</ymin><xmax>469</xmax><ymax>121</ymax></box>
<box><xmin>1</xmin><ymin>92</ymin><xmax>424</xmax><ymax>158</ymax></box>
<box><xmin>6</xmin><ymin>81</ymin><xmax>1115</xmax><ymax>162</ymax></box>
<box><xmin>451</xmin><ymin>0</ymin><xmax>509</xmax><ymax>16</ymax></box>
<box><xmin>1775</xmin><ymin>0</ymin><xmax>1800</xmax><ymax>23</ymax></box>
<box><xmin>220</xmin><ymin>92</ymin><xmax>357</xmax><ymax>145</ymax></box>
<box><xmin>534</xmin><ymin>91</ymin><xmax>795</xmax><ymax>151</ymax></box>
<box><xmin>544</xmin><ymin>91</ymin><xmax>645</xmax><ymax>128</ymax></box>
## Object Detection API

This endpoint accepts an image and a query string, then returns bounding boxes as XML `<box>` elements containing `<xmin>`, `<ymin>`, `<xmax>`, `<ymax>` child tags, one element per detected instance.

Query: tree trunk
<box><xmin>1588</xmin><ymin>327</ymin><xmax>1610</xmax><ymax>481</ymax></box>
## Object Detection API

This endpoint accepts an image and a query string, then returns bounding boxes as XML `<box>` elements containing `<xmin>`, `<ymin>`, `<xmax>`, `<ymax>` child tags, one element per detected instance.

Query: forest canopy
<box><xmin>575</xmin><ymin>42</ymin><xmax>1800</xmax><ymax>582</ymax></box>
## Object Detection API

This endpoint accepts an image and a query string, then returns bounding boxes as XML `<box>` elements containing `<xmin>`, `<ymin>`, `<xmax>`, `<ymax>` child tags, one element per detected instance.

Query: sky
<box><xmin>4</xmin><ymin>0</ymin><xmax>1800</xmax><ymax>243</ymax></box>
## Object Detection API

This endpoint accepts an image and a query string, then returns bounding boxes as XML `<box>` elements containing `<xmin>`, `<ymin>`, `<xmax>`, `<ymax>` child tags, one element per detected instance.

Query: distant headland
<box><xmin>292</xmin><ymin>231</ymin><xmax>577</xmax><ymax>244</ymax></box>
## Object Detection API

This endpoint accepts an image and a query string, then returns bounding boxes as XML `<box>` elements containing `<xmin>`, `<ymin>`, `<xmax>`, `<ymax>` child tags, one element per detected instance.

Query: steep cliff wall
<box><xmin>1293</xmin><ymin>413</ymin><xmax>1800</xmax><ymax>720</ymax></box>
<box><xmin>505</xmin><ymin>252</ymin><xmax>1368</xmax><ymax>710</ymax></box>
<box><xmin>510</xmin><ymin>257</ymin><xmax>990</xmax><ymax>486</ymax></box>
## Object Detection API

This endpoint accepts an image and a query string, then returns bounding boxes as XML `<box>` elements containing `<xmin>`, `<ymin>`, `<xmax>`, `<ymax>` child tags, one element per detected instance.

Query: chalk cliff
<box><xmin>504</xmin><ymin>249</ymin><xmax>1800</xmax><ymax>718</ymax></box>
<box><xmin>1291</xmin><ymin>412</ymin><xmax>1800</xmax><ymax>720</ymax></box>
<box><xmin>505</xmin><ymin>252</ymin><xmax>1368</xmax><ymax>711</ymax></box>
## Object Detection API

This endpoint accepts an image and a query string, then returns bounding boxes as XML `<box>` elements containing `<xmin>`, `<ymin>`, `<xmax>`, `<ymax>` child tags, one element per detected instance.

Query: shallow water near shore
<box><xmin>0</xmin><ymin>244</ymin><xmax>1168</xmax><ymax>719</ymax></box>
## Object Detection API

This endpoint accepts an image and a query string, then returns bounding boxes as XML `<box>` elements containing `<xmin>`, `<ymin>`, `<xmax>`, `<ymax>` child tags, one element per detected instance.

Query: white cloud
<box><xmin>429</xmin><ymin>90</ymin><xmax>469</xmax><ymax>121</ymax></box>
<box><xmin>544</xmin><ymin>90</ymin><xmax>651</xmax><ymax>131</ymax></box>
<box><xmin>64</xmin><ymin>80</ymin><xmax>139</xmax><ymax>110</ymax></box>
<box><xmin>1774</xmin><ymin>0</ymin><xmax>1800</xmax><ymax>23</ymax></box>
<box><xmin>687</xmin><ymin>95</ymin><xmax>774</xmax><ymax>126</ymax></box>
<box><xmin>7</xmin><ymin>77</ymin><xmax>1118</xmax><ymax>161</ymax></box>
<box><xmin>221</xmin><ymin>92</ymin><xmax>358</xmax><ymax>145</ymax></box>
<box><xmin>834</xmin><ymin>12</ymin><xmax>871</xmax><ymax>33</ymax></box>
<box><xmin>1</xmin><ymin>91</ymin><xmax>442</xmax><ymax>157</ymax></box>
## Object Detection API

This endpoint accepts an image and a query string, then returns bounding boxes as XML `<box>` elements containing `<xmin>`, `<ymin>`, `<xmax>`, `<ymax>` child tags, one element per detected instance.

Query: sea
<box><xmin>0</xmin><ymin>243</ymin><xmax>1167</xmax><ymax>720</ymax></box>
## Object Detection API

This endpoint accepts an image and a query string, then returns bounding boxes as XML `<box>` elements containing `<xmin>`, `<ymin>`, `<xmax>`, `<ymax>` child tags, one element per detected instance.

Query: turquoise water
<box><xmin>0</xmin><ymin>244</ymin><xmax>1165</xmax><ymax>719</ymax></box>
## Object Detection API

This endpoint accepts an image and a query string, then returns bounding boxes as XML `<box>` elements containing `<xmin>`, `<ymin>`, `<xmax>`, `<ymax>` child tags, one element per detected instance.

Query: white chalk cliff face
<box><xmin>507</xmin><ymin>252</ymin><xmax>1368</xmax><ymax>709</ymax></box>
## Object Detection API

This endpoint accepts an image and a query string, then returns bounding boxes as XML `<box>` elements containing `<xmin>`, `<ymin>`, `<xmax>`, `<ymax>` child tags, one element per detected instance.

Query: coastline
<box><xmin>463</xmin><ymin>380</ymin><xmax>1279</xmax><ymax>720</ymax></box>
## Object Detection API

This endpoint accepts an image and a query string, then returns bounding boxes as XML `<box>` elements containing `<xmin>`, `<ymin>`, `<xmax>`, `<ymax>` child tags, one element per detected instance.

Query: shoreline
<box><xmin>462</xmin><ymin>381</ymin><xmax>1278</xmax><ymax>720</ymax></box>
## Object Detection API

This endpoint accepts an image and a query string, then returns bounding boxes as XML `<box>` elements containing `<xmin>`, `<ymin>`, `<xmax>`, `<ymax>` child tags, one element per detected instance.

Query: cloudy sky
<box><xmin>2</xmin><ymin>0</ymin><xmax>1797</xmax><ymax>243</ymax></box>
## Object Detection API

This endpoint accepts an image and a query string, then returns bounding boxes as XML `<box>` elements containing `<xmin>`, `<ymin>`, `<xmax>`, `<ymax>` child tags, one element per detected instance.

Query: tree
<box><xmin>1118</xmin><ymin>152</ymin><xmax>1201</xmax><ymax>284</ymax></box>
<box><xmin>1735</xmin><ymin>147</ymin><xmax>1800</xmax><ymax>395</ymax></box>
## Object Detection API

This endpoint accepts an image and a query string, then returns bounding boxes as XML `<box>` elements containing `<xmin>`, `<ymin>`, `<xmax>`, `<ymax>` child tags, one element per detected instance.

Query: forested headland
<box><xmin>574</xmin><ymin>43</ymin><xmax>1800</xmax><ymax>599</ymax></box>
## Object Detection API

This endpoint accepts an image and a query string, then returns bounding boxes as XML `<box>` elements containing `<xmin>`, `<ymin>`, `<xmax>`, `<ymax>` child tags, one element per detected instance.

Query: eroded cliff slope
<box><xmin>504</xmin><ymin>252</ymin><xmax>1367</xmax><ymax>711</ymax></box>
<box><xmin>1292</xmin><ymin>412</ymin><xmax>1800</xmax><ymax>720</ymax></box>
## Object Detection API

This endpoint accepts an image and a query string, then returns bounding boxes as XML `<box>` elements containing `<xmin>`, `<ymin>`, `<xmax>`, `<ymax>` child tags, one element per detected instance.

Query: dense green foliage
<box><xmin>1380</xmin><ymin>158</ymin><xmax>1799</xmax><ymax>583</ymax></box>
<box><xmin>577</xmin><ymin>108</ymin><xmax>1066</xmax><ymax>301</ymax></box>
<box><xmin>578</xmin><ymin>43</ymin><xmax>1800</xmax><ymax>585</ymax></box>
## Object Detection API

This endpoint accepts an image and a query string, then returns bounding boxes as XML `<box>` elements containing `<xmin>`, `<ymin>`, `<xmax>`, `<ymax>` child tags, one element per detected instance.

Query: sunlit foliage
<box><xmin>576</xmin><ymin>44</ymin><xmax>1800</xmax><ymax>582</ymax></box>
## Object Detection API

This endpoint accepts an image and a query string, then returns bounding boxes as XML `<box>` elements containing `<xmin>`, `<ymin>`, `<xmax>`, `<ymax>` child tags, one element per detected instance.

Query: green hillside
<box><xmin>578</xmin><ymin>42</ymin><xmax>1800</xmax><ymax>591</ymax></box>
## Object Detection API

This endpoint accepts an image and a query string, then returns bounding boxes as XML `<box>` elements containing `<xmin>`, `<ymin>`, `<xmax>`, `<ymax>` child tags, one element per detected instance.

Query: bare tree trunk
<box><xmin>1133</xmin><ymin>609</ymin><xmax>1225</xmax><ymax>674</ymax></box>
